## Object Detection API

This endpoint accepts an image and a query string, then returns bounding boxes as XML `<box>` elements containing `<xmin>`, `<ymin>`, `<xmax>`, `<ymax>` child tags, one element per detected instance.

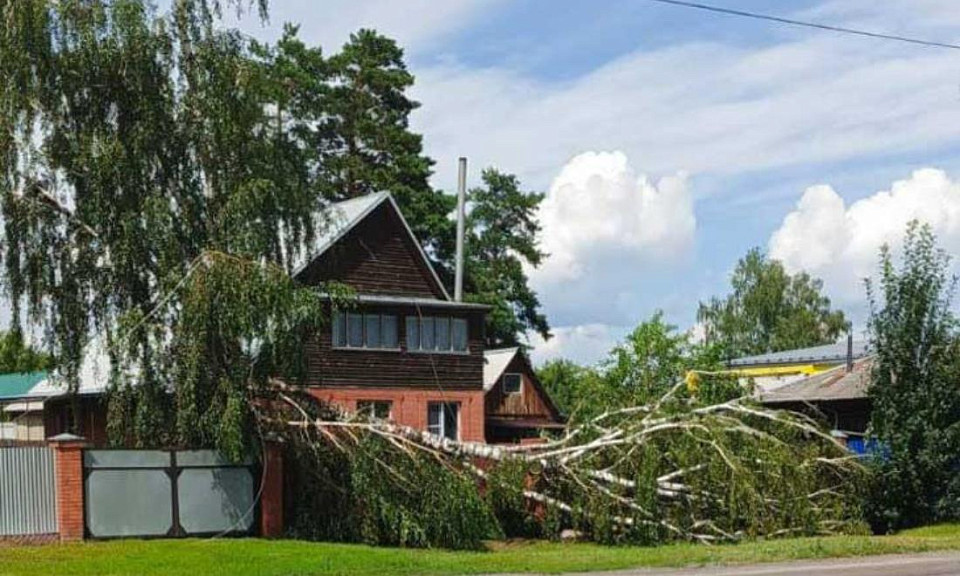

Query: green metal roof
<box><xmin>0</xmin><ymin>371</ymin><xmax>48</xmax><ymax>400</ymax></box>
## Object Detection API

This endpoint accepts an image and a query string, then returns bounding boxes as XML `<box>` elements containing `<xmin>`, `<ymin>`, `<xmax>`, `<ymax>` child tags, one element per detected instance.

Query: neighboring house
<box><xmin>483</xmin><ymin>347</ymin><xmax>564</xmax><ymax>444</ymax></box>
<box><xmin>726</xmin><ymin>337</ymin><xmax>874</xmax><ymax>453</ymax></box>
<box><xmin>726</xmin><ymin>338</ymin><xmax>871</xmax><ymax>394</ymax></box>
<box><xmin>296</xmin><ymin>192</ymin><xmax>493</xmax><ymax>443</ymax></box>
<box><xmin>0</xmin><ymin>366</ymin><xmax>107</xmax><ymax>445</ymax></box>
<box><xmin>0</xmin><ymin>371</ymin><xmax>48</xmax><ymax>442</ymax></box>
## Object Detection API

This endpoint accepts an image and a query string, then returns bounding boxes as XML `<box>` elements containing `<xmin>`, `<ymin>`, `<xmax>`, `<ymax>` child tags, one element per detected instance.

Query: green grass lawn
<box><xmin>2</xmin><ymin>525</ymin><xmax>959</xmax><ymax>576</ymax></box>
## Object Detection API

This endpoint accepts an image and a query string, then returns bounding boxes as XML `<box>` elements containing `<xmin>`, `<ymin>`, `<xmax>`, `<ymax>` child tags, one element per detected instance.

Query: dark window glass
<box><xmin>503</xmin><ymin>373</ymin><xmax>522</xmax><ymax>394</ymax></box>
<box><xmin>452</xmin><ymin>318</ymin><xmax>468</xmax><ymax>351</ymax></box>
<box><xmin>347</xmin><ymin>313</ymin><xmax>363</xmax><ymax>347</ymax></box>
<box><xmin>382</xmin><ymin>315</ymin><xmax>398</xmax><ymax>349</ymax></box>
<box><xmin>365</xmin><ymin>314</ymin><xmax>381</xmax><ymax>348</ymax></box>
<box><xmin>406</xmin><ymin>316</ymin><xmax>419</xmax><ymax>350</ymax></box>
<box><xmin>442</xmin><ymin>403</ymin><xmax>459</xmax><ymax>440</ymax></box>
<box><xmin>436</xmin><ymin>317</ymin><xmax>450</xmax><ymax>350</ymax></box>
<box><xmin>421</xmin><ymin>317</ymin><xmax>436</xmax><ymax>350</ymax></box>
<box><xmin>332</xmin><ymin>311</ymin><xmax>346</xmax><ymax>347</ymax></box>
<box><xmin>357</xmin><ymin>400</ymin><xmax>392</xmax><ymax>419</ymax></box>
<box><xmin>427</xmin><ymin>403</ymin><xmax>442</xmax><ymax>435</ymax></box>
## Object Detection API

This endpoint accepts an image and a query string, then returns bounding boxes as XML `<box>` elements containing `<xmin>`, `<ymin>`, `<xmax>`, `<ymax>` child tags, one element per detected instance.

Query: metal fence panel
<box><xmin>0</xmin><ymin>446</ymin><xmax>57</xmax><ymax>536</ymax></box>
<box><xmin>83</xmin><ymin>449</ymin><xmax>255</xmax><ymax>539</ymax></box>
<box><xmin>85</xmin><ymin>469</ymin><xmax>174</xmax><ymax>538</ymax></box>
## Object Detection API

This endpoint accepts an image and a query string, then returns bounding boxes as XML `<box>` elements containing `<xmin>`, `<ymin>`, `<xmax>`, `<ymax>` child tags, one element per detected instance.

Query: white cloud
<box><xmin>534</xmin><ymin>151</ymin><xmax>695</xmax><ymax>283</ymax></box>
<box><xmin>527</xmin><ymin>323</ymin><xmax>627</xmax><ymax>367</ymax></box>
<box><xmin>414</xmin><ymin>20</ymin><xmax>960</xmax><ymax>195</ymax></box>
<box><xmin>231</xmin><ymin>0</ymin><xmax>497</xmax><ymax>55</ymax></box>
<box><xmin>769</xmin><ymin>168</ymin><xmax>960</xmax><ymax>302</ymax></box>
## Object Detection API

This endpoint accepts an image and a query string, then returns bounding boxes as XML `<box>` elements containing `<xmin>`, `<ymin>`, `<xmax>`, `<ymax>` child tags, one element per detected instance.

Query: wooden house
<box><xmin>483</xmin><ymin>347</ymin><xmax>564</xmax><ymax>444</ymax></box>
<box><xmin>295</xmin><ymin>192</ymin><xmax>491</xmax><ymax>442</ymax></box>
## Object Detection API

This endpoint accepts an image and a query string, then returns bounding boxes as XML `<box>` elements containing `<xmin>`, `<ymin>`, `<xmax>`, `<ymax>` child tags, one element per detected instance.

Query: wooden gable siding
<box><xmin>485</xmin><ymin>354</ymin><xmax>559</xmax><ymax>421</ymax></box>
<box><xmin>305</xmin><ymin>304</ymin><xmax>485</xmax><ymax>390</ymax></box>
<box><xmin>298</xmin><ymin>202</ymin><xmax>445</xmax><ymax>299</ymax></box>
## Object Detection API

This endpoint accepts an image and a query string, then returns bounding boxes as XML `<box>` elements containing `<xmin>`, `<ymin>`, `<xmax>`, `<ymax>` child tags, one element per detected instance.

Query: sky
<box><xmin>8</xmin><ymin>0</ymin><xmax>960</xmax><ymax>367</ymax></box>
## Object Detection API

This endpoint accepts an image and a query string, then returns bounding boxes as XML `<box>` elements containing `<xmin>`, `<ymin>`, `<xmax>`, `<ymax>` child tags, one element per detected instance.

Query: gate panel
<box><xmin>85</xmin><ymin>469</ymin><xmax>174</xmax><ymax>537</ymax></box>
<box><xmin>83</xmin><ymin>449</ymin><xmax>254</xmax><ymax>538</ymax></box>
<box><xmin>0</xmin><ymin>446</ymin><xmax>56</xmax><ymax>536</ymax></box>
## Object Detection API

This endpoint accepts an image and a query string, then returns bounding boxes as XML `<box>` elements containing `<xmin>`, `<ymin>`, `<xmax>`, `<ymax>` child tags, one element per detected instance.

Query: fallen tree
<box><xmin>257</xmin><ymin>378</ymin><xmax>866</xmax><ymax>548</ymax></box>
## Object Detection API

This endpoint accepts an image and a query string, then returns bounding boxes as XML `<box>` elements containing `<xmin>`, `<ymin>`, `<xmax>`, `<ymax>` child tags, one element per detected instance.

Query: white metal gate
<box><xmin>0</xmin><ymin>446</ymin><xmax>57</xmax><ymax>536</ymax></box>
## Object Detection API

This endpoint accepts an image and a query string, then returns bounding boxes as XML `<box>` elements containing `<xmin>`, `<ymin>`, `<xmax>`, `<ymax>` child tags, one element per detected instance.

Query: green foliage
<box><xmin>0</xmin><ymin>1</ymin><xmax>330</xmax><ymax>449</ymax></box>
<box><xmin>538</xmin><ymin>359</ymin><xmax>599</xmax><ymax>418</ymax></box>
<box><xmin>698</xmin><ymin>248</ymin><xmax>849</xmax><ymax>359</ymax></box>
<box><xmin>316</xmin><ymin>29</ymin><xmax>455</xmax><ymax>262</ymax></box>
<box><xmin>0</xmin><ymin>329</ymin><xmax>52</xmax><ymax>374</ymax></box>
<box><xmin>287</xmin><ymin>435</ymin><xmax>499</xmax><ymax>550</ymax></box>
<box><xmin>465</xmin><ymin>169</ymin><xmax>549</xmax><ymax>346</ymax></box>
<box><xmin>865</xmin><ymin>222</ymin><xmax>960</xmax><ymax>533</ymax></box>
<box><xmin>484</xmin><ymin>459</ymin><xmax>549</xmax><ymax>539</ymax></box>
<box><xmin>538</xmin><ymin>312</ymin><xmax>732</xmax><ymax>422</ymax></box>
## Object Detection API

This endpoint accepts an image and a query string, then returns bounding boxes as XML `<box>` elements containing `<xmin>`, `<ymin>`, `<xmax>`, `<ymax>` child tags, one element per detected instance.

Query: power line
<box><xmin>642</xmin><ymin>0</ymin><xmax>960</xmax><ymax>51</ymax></box>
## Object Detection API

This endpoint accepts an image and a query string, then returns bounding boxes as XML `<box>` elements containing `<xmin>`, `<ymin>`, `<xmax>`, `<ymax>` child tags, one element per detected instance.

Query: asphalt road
<box><xmin>520</xmin><ymin>552</ymin><xmax>960</xmax><ymax>576</ymax></box>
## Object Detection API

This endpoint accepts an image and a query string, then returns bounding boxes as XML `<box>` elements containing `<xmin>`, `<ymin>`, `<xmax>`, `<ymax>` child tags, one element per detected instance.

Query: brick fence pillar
<box><xmin>260</xmin><ymin>441</ymin><xmax>284</xmax><ymax>538</ymax></box>
<box><xmin>48</xmin><ymin>433</ymin><xmax>87</xmax><ymax>542</ymax></box>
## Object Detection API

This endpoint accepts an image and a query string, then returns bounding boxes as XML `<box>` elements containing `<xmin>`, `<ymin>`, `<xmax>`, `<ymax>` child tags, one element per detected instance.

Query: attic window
<box><xmin>502</xmin><ymin>373</ymin><xmax>522</xmax><ymax>395</ymax></box>
<box><xmin>406</xmin><ymin>316</ymin><xmax>469</xmax><ymax>352</ymax></box>
<box><xmin>332</xmin><ymin>311</ymin><xmax>399</xmax><ymax>350</ymax></box>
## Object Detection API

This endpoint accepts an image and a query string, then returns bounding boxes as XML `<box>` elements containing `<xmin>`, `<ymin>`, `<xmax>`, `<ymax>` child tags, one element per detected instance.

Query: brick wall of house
<box><xmin>310</xmin><ymin>387</ymin><xmax>486</xmax><ymax>442</ymax></box>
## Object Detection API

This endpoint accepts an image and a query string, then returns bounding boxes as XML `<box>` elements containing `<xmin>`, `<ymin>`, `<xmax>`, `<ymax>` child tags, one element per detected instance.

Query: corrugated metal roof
<box><xmin>728</xmin><ymin>340</ymin><xmax>870</xmax><ymax>367</ymax></box>
<box><xmin>484</xmin><ymin>347</ymin><xmax>518</xmax><ymax>392</ymax></box>
<box><xmin>0</xmin><ymin>372</ymin><xmax>49</xmax><ymax>400</ymax></box>
<box><xmin>759</xmin><ymin>356</ymin><xmax>873</xmax><ymax>404</ymax></box>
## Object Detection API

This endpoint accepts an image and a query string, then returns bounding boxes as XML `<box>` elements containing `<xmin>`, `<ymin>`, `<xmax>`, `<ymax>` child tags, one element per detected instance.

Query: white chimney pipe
<box><xmin>454</xmin><ymin>157</ymin><xmax>467</xmax><ymax>302</ymax></box>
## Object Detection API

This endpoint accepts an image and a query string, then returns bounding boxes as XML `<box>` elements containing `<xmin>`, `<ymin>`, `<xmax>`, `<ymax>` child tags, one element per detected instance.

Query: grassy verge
<box><xmin>1</xmin><ymin>525</ymin><xmax>959</xmax><ymax>576</ymax></box>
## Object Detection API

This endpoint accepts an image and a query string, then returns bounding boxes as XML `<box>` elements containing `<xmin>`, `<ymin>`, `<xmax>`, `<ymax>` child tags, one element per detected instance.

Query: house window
<box><xmin>405</xmin><ymin>316</ymin><xmax>469</xmax><ymax>352</ymax></box>
<box><xmin>333</xmin><ymin>311</ymin><xmax>399</xmax><ymax>349</ymax></box>
<box><xmin>357</xmin><ymin>400</ymin><xmax>392</xmax><ymax>420</ymax></box>
<box><xmin>427</xmin><ymin>402</ymin><xmax>459</xmax><ymax>440</ymax></box>
<box><xmin>502</xmin><ymin>373</ymin><xmax>522</xmax><ymax>395</ymax></box>
<box><xmin>452</xmin><ymin>318</ymin><xmax>468</xmax><ymax>351</ymax></box>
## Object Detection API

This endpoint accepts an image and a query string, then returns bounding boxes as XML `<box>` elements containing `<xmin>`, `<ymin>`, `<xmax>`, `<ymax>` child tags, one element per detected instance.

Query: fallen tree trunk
<box><xmin>258</xmin><ymin>379</ymin><xmax>865</xmax><ymax>546</ymax></box>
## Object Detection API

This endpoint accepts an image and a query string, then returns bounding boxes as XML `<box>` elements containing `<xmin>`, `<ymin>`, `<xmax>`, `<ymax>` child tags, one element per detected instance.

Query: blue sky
<box><xmin>238</xmin><ymin>0</ymin><xmax>960</xmax><ymax>366</ymax></box>
<box><xmin>8</xmin><ymin>1</ymin><xmax>960</xmax><ymax>366</ymax></box>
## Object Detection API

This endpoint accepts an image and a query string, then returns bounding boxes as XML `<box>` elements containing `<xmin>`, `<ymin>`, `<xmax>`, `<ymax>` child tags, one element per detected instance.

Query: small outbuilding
<box><xmin>483</xmin><ymin>347</ymin><xmax>564</xmax><ymax>444</ymax></box>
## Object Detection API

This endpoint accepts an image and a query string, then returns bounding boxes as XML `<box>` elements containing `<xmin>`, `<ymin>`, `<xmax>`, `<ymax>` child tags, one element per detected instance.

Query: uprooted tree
<box><xmin>259</xmin><ymin>378</ymin><xmax>866</xmax><ymax>549</ymax></box>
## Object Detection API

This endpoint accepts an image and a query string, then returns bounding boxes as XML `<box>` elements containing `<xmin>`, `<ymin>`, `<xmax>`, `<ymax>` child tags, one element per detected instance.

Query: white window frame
<box><xmin>502</xmin><ymin>373</ymin><xmax>523</xmax><ymax>395</ymax></box>
<box><xmin>427</xmin><ymin>402</ymin><xmax>460</xmax><ymax>440</ymax></box>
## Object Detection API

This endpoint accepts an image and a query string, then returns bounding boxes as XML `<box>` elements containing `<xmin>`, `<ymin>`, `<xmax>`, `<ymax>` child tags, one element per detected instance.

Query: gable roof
<box><xmin>483</xmin><ymin>347</ymin><xmax>564</xmax><ymax>423</ymax></box>
<box><xmin>292</xmin><ymin>192</ymin><xmax>451</xmax><ymax>301</ymax></box>
<box><xmin>728</xmin><ymin>340</ymin><xmax>870</xmax><ymax>368</ymax></box>
<box><xmin>483</xmin><ymin>347</ymin><xmax>519</xmax><ymax>392</ymax></box>
<box><xmin>0</xmin><ymin>371</ymin><xmax>49</xmax><ymax>400</ymax></box>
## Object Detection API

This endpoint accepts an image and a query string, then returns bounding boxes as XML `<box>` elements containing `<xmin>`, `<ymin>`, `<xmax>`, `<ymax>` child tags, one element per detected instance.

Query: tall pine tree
<box><xmin>465</xmin><ymin>169</ymin><xmax>549</xmax><ymax>346</ymax></box>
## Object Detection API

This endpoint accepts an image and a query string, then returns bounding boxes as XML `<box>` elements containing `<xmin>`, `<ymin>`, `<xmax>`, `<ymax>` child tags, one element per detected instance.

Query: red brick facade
<box><xmin>310</xmin><ymin>387</ymin><xmax>486</xmax><ymax>443</ymax></box>
<box><xmin>49</xmin><ymin>437</ymin><xmax>86</xmax><ymax>542</ymax></box>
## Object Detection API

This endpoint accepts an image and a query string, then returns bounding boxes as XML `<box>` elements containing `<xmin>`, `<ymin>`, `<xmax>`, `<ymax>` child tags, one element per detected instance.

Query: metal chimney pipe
<box><xmin>846</xmin><ymin>332</ymin><xmax>854</xmax><ymax>373</ymax></box>
<box><xmin>454</xmin><ymin>157</ymin><xmax>467</xmax><ymax>302</ymax></box>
